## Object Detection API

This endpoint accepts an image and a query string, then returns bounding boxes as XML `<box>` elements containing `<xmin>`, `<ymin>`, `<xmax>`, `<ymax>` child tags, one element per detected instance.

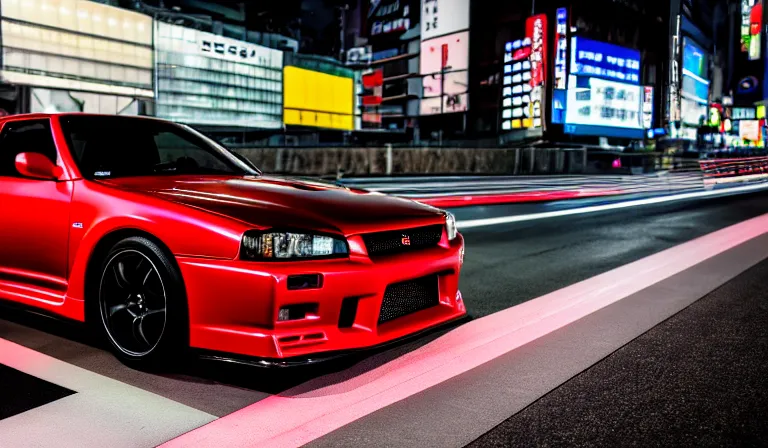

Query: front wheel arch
<box><xmin>85</xmin><ymin>230</ymin><xmax>190</xmax><ymax>361</ymax></box>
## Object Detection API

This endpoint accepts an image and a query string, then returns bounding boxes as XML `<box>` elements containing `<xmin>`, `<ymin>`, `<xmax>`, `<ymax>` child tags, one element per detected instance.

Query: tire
<box><xmin>93</xmin><ymin>236</ymin><xmax>188</xmax><ymax>366</ymax></box>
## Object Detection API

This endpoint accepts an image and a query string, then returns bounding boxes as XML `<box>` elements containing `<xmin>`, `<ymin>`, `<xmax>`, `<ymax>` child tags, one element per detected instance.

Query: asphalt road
<box><xmin>456</xmin><ymin>190</ymin><xmax>768</xmax><ymax>317</ymax></box>
<box><xmin>3</xmin><ymin>189</ymin><xmax>768</xmax><ymax>421</ymax></box>
<box><xmin>470</xmin><ymin>257</ymin><xmax>768</xmax><ymax>447</ymax></box>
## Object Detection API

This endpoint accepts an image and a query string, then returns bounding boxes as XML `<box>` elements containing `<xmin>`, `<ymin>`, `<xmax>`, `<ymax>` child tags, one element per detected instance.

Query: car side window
<box><xmin>0</xmin><ymin>119</ymin><xmax>58</xmax><ymax>178</ymax></box>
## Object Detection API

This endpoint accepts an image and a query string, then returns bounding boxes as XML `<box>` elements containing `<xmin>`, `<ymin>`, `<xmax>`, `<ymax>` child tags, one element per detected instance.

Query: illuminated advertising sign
<box><xmin>643</xmin><ymin>86</ymin><xmax>654</xmax><ymax>129</ymax></box>
<box><xmin>564</xmin><ymin>77</ymin><xmax>644</xmax><ymax>138</ymax></box>
<box><xmin>500</xmin><ymin>38</ymin><xmax>534</xmax><ymax>131</ymax></box>
<box><xmin>421</xmin><ymin>0</ymin><xmax>469</xmax><ymax>40</ymax></box>
<box><xmin>681</xmin><ymin>98</ymin><xmax>707</xmax><ymax>126</ymax></box>
<box><xmin>420</xmin><ymin>30</ymin><xmax>469</xmax><ymax>115</ymax></box>
<box><xmin>420</xmin><ymin>31</ymin><xmax>469</xmax><ymax>73</ymax></box>
<box><xmin>709</xmin><ymin>105</ymin><xmax>722</xmax><ymax>127</ymax></box>
<box><xmin>283</xmin><ymin>66</ymin><xmax>354</xmax><ymax>131</ymax></box>
<box><xmin>155</xmin><ymin>22</ymin><xmax>283</xmax><ymax>129</ymax></box>
<box><xmin>749</xmin><ymin>2</ymin><xmax>762</xmax><ymax>60</ymax></box>
<box><xmin>670</xmin><ymin>14</ymin><xmax>682</xmax><ymax>124</ymax></box>
<box><xmin>737</xmin><ymin>76</ymin><xmax>759</xmax><ymax>94</ymax></box>
<box><xmin>683</xmin><ymin>39</ymin><xmax>707</xmax><ymax>78</ymax></box>
<box><xmin>733</xmin><ymin>107</ymin><xmax>757</xmax><ymax>120</ymax></box>
<box><xmin>570</xmin><ymin>37</ymin><xmax>641</xmax><ymax>84</ymax></box>
<box><xmin>681</xmin><ymin>39</ymin><xmax>709</xmax><ymax>106</ymax></box>
<box><xmin>0</xmin><ymin>0</ymin><xmax>153</xmax><ymax>98</ymax></box>
<box><xmin>554</xmin><ymin>8</ymin><xmax>568</xmax><ymax>90</ymax></box>
<box><xmin>740</xmin><ymin>119</ymin><xmax>760</xmax><ymax>141</ymax></box>
<box><xmin>369</xmin><ymin>0</ymin><xmax>414</xmax><ymax>37</ymax></box>
<box><xmin>527</xmin><ymin>14</ymin><xmax>547</xmax><ymax>128</ymax></box>
<box><xmin>742</xmin><ymin>0</ymin><xmax>757</xmax><ymax>52</ymax></box>
<box><xmin>527</xmin><ymin>15</ymin><xmax>547</xmax><ymax>90</ymax></box>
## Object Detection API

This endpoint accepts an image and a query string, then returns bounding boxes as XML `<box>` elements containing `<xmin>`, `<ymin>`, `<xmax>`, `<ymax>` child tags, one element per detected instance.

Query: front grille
<box><xmin>378</xmin><ymin>275</ymin><xmax>439</xmax><ymax>324</ymax></box>
<box><xmin>362</xmin><ymin>225</ymin><xmax>443</xmax><ymax>256</ymax></box>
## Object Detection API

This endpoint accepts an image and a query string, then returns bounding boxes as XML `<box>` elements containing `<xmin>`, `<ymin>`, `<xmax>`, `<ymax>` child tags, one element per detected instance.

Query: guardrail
<box><xmin>699</xmin><ymin>156</ymin><xmax>768</xmax><ymax>181</ymax></box>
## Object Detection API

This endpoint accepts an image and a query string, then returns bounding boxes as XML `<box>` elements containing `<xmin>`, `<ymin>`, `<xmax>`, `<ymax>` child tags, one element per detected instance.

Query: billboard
<box><xmin>283</xmin><ymin>66</ymin><xmax>354</xmax><ymax>131</ymax></box>
<box><xmin>155</xmin><ymin>22</ymin><xmax>283</xmax><ymax>129</ymax></box>
<box><xmin>527</xmin><ymin>15</ymin><xmax>547</xmax><ymax>90</ymax></box>
<box><xmin>740</xmin><ymin>119</ymin><xmax>760</xmax><ymax>141</ymax></box>
<box><xmin>421</xmin><ymin>0</ymin><xmax>470</xmax><ymax>40</ymax></box>
<box><xmin>564</xmin><ymin>77</ymin><xmax>644</xmax><ymax>138</ymax></box>
<box><xmin>554</xmin><ymin>8</ymin><xmax>568</xmax><ymax>90</ymax></box>
<box><xmin>749</xmin><ymin>2</ymin><xmax>762</xmax><ymax>60</ymax></box>
<box><xmin>741</xmin><ymin>0</ymin><xmax>758</xmax><ymax>52</ymax></box>
<box><xmin>527</xmin><ymin>14</ymin><xmax>547</xmax><ymax>129</ymax></box>
<box><xmin>0</xmin><ymin>0</ymin><xmax>153</xmax><ymax>98</ymax></box>
<box><xmin>681</xmin><ymin>38</ymin><xmax>709</xmax><ymax>126</ymax></box>
<box><xmin>500</xmin><ymin>38</ymin><xmax>533</xmax><ymax>131</ymax></box>
<box><xmin>643</xmin><ymin>86</ymin><xmax>654</xmax><ymax>129</ymax></box>
<box><xmin>420</xmin><ymin>30</ymin><xmax>468</xmax><ymax>116</ymax></box>
<box><xmin>420</xmin><ymin>31</ymin><xmax>470</xmax><ymax>74</ymax></box>
<box><xmin>500</xmin><ymin>14</ymin><xmax>547</xmax><ymax>132</ymax></box>
<box><xmin>682</xmin><ymin>38</ymin><xmax>707</xmax><ymax>79</ymax></box>
<box><xmin>368</xmin><ymin>0</ymin><xmax>415</xmax><ymax>37</ymax></box>
<box><xmin>570</xmin><ymin>37</ymin><xmax>641</xmax><ymax>84</ymax></box>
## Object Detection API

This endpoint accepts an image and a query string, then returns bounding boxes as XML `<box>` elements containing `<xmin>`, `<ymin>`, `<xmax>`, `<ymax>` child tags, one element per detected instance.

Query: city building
<box><xmin>346</xmin><ymin>0</ymin><xmax>421</xmax><ymax>141</ymax></box>
<box><xmin>0</xmin><ymin>0</ymin><xmax>154</xmax><ymax>117</ymax></box>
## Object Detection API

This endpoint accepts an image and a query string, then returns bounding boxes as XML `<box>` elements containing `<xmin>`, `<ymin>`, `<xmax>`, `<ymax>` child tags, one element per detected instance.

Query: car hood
<box><xmin>100</xmin><ymin>175</ymin><xmax>444</xmax><ymax>235</ymax></box>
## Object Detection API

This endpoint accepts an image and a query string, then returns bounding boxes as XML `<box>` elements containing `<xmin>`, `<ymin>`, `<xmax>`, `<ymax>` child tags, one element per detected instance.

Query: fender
<box><xmin>65</xmin><ymin>180</ymin><xmax>248</xmax><ymax>316</ymax></box>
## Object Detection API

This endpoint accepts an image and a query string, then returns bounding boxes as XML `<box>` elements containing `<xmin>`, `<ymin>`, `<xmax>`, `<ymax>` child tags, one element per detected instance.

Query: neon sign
<box><xmin>554</xmin><ymin>8</ymin><xmax>568</xmax><ymax>90</ymax></box>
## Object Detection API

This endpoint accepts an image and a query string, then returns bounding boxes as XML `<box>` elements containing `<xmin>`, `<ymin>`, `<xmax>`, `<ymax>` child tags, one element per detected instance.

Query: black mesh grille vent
<box><xmin>378</xmin><ymin>275</ymin><xmax>439</xmax><ymax>324</ymax></box>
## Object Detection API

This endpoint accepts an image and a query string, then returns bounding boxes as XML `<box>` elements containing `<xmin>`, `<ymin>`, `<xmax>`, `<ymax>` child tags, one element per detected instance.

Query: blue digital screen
<box><xmin>551</xmin><ymin>89</ymin><xmax>566</xmax><ymax>124</ymax></box>
<box><xmin>682</xmin><ymin>75</ymin><xmax>709</xmax><ymax>103</ymax></box>
<box><xmin>570</xmin><ymin>37</ymin><xmax>641</xmax><ymax>84</ymax></box>
<box><xmin>564</xmin><ymin>124</ymin><xmax>644</xmax><ymax>139</ymax></box>
<box><xmin>682</xmin><ymin>39</ymin><xmax>707</xmax><ymax>79</ymax></box>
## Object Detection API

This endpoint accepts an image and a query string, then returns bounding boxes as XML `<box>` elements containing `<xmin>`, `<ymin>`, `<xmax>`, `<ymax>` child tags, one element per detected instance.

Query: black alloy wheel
<box><xmin>96</xmin><ymin>237</ymin><xmax>188</xmax><ymax>364</ymax></box>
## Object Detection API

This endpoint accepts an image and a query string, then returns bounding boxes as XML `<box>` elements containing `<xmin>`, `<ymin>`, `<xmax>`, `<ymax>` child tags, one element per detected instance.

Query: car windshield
<box><xmin>59</xmin><ymin>116</ymin><xmax>258</xmax><ymax>180</ymax></box>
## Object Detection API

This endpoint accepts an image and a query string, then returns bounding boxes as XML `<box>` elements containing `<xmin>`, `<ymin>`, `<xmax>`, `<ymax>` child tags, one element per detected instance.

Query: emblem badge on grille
<box><xmin>401</xmin><ymin>235</ymin><xmax>411</xmax><ymax>245</ymax></box>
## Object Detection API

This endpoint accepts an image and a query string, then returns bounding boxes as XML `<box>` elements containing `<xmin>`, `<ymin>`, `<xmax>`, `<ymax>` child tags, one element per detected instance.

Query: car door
<box><xmin>0</xmin><ymin>119</ymin><xmax>72</xmax><ymax>294</ymax></box>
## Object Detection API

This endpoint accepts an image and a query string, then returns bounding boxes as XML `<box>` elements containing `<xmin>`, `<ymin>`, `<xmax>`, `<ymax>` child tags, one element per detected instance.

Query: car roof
<box><xmin>0</xmin><ymin>113</ymin><xmax>170</xmax><ymax>125</ymax></box>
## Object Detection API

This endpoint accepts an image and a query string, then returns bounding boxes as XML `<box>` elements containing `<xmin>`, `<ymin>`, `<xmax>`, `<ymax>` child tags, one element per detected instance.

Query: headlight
<box><xmin>445</xmin><ymin>211</ymin><xmax>458</xmax><ymax>240</ymax></box>
<box><xmin>241</xmin><ymin>231</ymin><xmax>349</xmax><ymax>260</ymax></box>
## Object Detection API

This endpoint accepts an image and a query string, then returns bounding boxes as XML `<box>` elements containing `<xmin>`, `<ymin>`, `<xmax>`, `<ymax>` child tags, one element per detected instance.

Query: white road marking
<box><xmin>457</xmin><ymin>181</ymin><xmax>768</xmax><ymax>229</ymax></box>
<box><xmin>0</xmin><ymin>338</ymin><xmax>215</xmax><ymax>448</ymax></box>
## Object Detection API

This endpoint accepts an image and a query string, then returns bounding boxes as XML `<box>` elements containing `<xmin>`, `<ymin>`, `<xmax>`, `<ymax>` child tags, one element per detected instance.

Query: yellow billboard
<box><xmin>283</xmin><ymin>66</ymin><xmax>354</xmax><ymax>131</ymax></box>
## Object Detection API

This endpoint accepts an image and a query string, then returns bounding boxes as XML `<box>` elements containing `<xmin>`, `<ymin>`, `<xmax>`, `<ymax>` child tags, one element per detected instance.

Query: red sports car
<box><xmin>0</xmin><ymin>114</ymin><xmax>466</xmax><ymax>366</ymax></box>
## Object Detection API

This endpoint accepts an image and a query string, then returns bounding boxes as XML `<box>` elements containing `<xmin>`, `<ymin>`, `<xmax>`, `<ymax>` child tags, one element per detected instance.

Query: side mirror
<box><xmin>15</xmin><ymin>152</ymin><xmax>63</xmax><ymax>180</ymax></box>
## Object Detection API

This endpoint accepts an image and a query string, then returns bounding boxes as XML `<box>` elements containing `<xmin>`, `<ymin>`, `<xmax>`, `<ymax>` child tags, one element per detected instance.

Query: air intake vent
<box><xmin>378</xmin><ymin>275</ymin><xmax>439</xmax><ymax>324</ymax></box>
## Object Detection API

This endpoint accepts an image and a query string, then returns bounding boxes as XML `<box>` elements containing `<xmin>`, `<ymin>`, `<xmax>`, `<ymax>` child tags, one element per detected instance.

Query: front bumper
<box><xmin>177</xmin><ymin>233</ymin><xmax>466</xmax><ymax>360</ymax></box>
